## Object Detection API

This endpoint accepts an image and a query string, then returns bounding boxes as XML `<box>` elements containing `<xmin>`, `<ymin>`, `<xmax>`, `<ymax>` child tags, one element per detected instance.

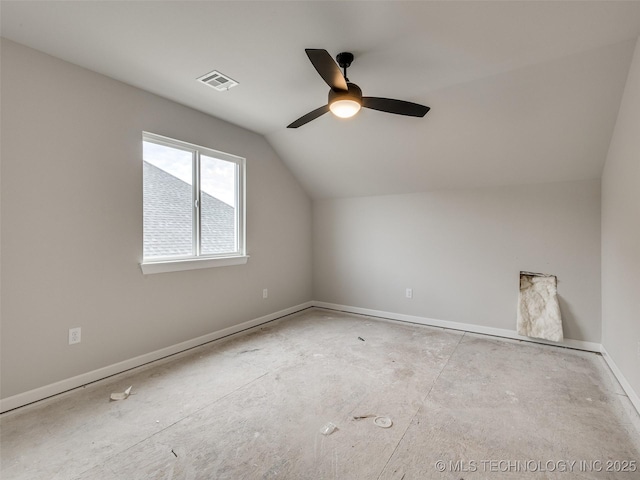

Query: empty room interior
<box><xmin>1</xmin><ymin>1</ymin><xmax>640</xmax><ymax>478</ymax></box>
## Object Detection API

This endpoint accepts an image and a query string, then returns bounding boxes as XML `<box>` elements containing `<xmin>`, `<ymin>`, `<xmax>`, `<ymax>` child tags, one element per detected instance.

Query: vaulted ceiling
<box><xmin>3</xmin><ymin>1</ymin><xmax>640</xmax><ymax>198</ymax></box>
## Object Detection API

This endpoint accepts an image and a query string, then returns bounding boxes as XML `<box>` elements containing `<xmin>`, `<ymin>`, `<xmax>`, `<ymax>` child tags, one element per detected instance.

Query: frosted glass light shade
<box><xmin>329</xmin><ymin>99</ymin><xmax>361</xmax><ymax>118</ymax></box>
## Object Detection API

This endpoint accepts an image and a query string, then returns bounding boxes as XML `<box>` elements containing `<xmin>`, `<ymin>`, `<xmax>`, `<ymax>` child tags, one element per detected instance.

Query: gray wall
<box><xmin>0</xmin><ymin>40</ymin><xmax>313</xmax><ymax>399</ymax></box>
<box><xmin>313</xmin><ymin>180</ymin><xmax>601</xmax><ymax>343</ymax></box>
<box><xmin>601</xmin><ymin>36</ymin><xmax>640</xmax><ymax>399</ymax></box>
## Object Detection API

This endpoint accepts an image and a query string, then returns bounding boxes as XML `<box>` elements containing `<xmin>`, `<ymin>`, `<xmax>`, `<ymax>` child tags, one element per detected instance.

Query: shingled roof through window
<box><xmin>143</xmin><ymin>161</ymin><xmax>235</xmax><ymax>258</ymax></box>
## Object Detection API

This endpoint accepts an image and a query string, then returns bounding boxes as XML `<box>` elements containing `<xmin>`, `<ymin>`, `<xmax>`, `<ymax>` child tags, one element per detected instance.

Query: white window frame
<box><xmin>140</xmin><ymin>132</ymin><xmax>248</xmax><ymax>274</ymax></box>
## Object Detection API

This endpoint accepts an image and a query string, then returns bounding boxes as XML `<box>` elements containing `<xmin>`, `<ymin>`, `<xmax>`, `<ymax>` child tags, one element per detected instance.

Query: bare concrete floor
<box><xmin>1</xmin><ymin>308</ymin><xmax>639</xmax><ymax>479</ymax></box>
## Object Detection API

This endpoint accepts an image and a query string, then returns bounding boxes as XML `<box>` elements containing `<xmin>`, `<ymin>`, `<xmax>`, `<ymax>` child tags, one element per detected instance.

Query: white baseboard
<box><xmin>600</xmin><ymin>346</ymin><xmax>640</xmax><ymax>414</ymax></box>
<box><xmin>0</xmin><ymin>302</ymin><xmax>313</xmax><ymax>414</ymax></box>
<box><xmin>312</xmin><ymin>301</ymin><xmax>602</xmax><ymax>352</ymax></box>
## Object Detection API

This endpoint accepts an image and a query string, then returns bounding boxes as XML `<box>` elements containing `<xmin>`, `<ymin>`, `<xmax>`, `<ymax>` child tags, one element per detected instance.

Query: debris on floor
<box><xmin>353</xmin><ymin>414</ymin><xmax>393</xmax><ymax>428</ymax></box>
<box><xmin>358</xmin><ymin>337</ymin><xmax>365</xmax><ymax>342</ymax></box>
<box><xmin>238</xmin><ymin>348</ymin><xmax>261</xmax><ymax>355</ymax></box>
<box><xmin>320</xmin><ymin>422</ymin><xmax>338</xmax><ymax>435</ymax></box>
<box><xmin>352</xmin><ymin>414</ymin><xmax>376</xmax><ymax>420</ymax></box>
<box><xmin>374</xmin><ymin>416</ymin><xmax>393</xmax><ymax>428</ymax></box>
<box><xmin>109</xmin><ymin>386</ymin><xmax>132</xmax><ymax>401</ymax></box>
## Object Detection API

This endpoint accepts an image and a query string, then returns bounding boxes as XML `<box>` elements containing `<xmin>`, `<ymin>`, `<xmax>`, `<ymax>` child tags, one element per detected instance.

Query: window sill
<box><xmin>140</xmin><ymin>255</ymin><xmax>249</xmax><ymax>275</ymax></box>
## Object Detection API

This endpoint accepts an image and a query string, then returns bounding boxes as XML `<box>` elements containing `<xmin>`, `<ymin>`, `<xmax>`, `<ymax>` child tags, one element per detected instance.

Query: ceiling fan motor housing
<box><xmin>328</xmin><ymin>82</ymin><xmax>362</xmax><ymax>104</ymax></box>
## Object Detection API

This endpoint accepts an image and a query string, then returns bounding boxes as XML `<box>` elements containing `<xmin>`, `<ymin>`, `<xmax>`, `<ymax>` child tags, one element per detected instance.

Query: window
<box><xmin>141</xmin><ymin>132</ymin><xmax>247</xmax><ymax>274</ymax></box>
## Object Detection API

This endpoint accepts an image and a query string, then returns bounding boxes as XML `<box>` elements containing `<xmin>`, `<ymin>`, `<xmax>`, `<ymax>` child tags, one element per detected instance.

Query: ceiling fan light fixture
<box><xmin>329</xmin><ymin>98</ymin><xmax>361</xmax><ymax>118</ymax></box>
<box><xmin>328</xmin><ymin>82</ymin><xmax>363</xmax><ymax>119</ymax></box>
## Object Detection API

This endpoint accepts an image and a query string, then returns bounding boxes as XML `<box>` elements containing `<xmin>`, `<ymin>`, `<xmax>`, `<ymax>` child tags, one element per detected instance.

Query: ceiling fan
<box><xmin>287</xmin><ymin>49</ymin><xmax>430</xmax><ymax>128</ymax></box>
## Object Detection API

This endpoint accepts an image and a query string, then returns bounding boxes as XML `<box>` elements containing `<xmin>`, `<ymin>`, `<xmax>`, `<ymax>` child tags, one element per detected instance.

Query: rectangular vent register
<box><xmin>197</xmin><ymin>70</ymin><xmax>239</xmax><ymax>91</ymax></box>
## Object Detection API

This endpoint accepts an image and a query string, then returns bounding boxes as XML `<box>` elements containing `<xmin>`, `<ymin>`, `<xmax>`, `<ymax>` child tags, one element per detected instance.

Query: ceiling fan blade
<box><xmin>305</xmin><ymin>49</ymin><xmax>348</xmax><ymax>92</ymax></box>
<box><xmin>362</xmin><ymin>97</ymin><xmax>430</xmax><ymax>117</ymax></box>
<box><xmin>287</xmin><ymin>105</ymin><xmax>330</xmax><ymax>128</ymax></box>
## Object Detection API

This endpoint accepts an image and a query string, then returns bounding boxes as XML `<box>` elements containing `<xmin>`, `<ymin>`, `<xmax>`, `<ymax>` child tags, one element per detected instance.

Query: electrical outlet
<box><xmin>406</xmin><ymin>288</ymin><xmax>413</xmax><ymax>299</ymax></box>
<box><xmin>263</xmin><ymin>288</ymin><xmax>268</xmax><ymax>299</ymax></box>
<box><xmin>69</xmin><ymin>327</ymin><xmax>81</xmax><ymax>345</ymax></box>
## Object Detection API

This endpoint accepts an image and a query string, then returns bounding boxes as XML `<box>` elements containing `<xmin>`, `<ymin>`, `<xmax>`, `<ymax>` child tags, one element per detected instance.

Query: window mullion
<box><xmin>193</xmin><ymin>150</ymin><xmax>201</xmax><ymax>257</ymax></box>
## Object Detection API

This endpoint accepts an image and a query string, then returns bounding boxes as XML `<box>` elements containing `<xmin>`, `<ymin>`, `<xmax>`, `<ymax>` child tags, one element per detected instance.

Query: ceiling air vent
<box><xmin>197</xmin><ymin>70</ymin><xmax>239</xmax><ymax>91</ymax></box>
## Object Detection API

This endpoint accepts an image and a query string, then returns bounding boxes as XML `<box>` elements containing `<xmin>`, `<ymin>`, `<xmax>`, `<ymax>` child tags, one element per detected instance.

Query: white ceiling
<box><xmin>2</xmin><ymin>1</ymin><xmax>640</xmax><ymax>199</ymax></box>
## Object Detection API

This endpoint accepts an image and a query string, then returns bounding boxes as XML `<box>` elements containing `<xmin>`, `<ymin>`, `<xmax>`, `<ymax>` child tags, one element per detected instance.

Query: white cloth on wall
<box><xmin>517</xmin><ymin>273</ymin><xmax>563</xmax><ymax>342</ymax></box>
